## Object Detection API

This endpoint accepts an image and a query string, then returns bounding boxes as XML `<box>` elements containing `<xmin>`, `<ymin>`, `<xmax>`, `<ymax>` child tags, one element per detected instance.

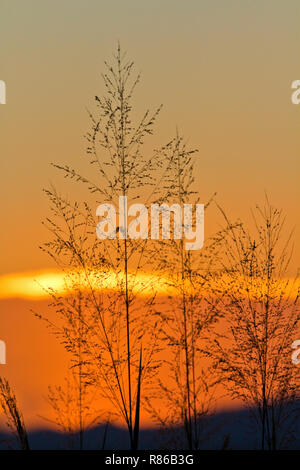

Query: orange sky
<box><xmin>0</xmin><ymin>294</ymin><xmax>239</xmax><ymax>431</ymax></box>
<box><xmin>0</xmin><ymin>0</ymin><xmax>299</xmax><ymax>432</ymax></box>
<box><xmin>0</xmin><ymin>0</ymin><xmax>299</xmax><ymax>276</ymax></box>
<box><xmin>0</xmin><ymin>268</ymin><xmax>299</xmax><ymax>430</ymax></box>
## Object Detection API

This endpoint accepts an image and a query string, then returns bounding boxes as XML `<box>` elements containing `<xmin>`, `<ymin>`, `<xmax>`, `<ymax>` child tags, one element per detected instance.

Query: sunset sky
<box><xmin>0</xmin><ymin>0</ymin><xmax>299</xmax><ymax>430</ymax></box>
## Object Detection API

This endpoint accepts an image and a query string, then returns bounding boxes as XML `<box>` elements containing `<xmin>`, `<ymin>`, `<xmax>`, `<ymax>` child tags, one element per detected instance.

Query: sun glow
<box><xmin>0</xmin><ymin>269</ymin><xmax>178</xmax><ymax>300</ymax></box>
<box><xmin>0</xmin><ymin>269</ymin><xmax>298</xmax><ymax>301</ymax></box>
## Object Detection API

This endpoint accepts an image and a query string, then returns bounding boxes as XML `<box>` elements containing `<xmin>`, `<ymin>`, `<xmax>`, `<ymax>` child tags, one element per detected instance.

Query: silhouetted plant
<box><xmin>35</xmin><ymin>272</ymin><xmax>100</xmax><ymax>449</ymax></box>
<box><xmin>38</xmin><ymin>44</ymin><xmax>178</xmax><ymax>450</ymax></box>
<box><xmin>209</xmin><ymin>198</ymin><xmax>300</xmax><ymax>449</ymax></box>
<box><xmin>0</xmin><ymin>377</ymin><xmax>29</xmax><ymax>450</ymax></box>
<box><xmin>145</xmin><ymin>135</ymin><xmax>223</xmax><ymax>449</ymax></box>
<box><xmin>43</xmin><ymin>370</ymin><xmax>105</xmax><ymax>449</ymax></box>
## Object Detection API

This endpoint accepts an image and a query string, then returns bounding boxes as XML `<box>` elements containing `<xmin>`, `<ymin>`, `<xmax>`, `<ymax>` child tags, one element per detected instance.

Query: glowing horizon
<box><xmin>0</xmin><ymin>268</ymin><xmax>177</xmax><ymax>300</ymax></box>
<box><xmin>0</xmin><ymin>268</ymin><xmax>299</xmax><ymax>301</ymax></box>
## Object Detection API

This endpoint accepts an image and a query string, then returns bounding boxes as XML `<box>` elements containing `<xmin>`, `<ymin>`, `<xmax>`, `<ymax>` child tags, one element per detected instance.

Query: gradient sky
<box><xmin>0</xmin><ymin>0</ymin><xmax>299</xmax><ymax>429</ymax></box>
<box><xmin>0</xmin><ymin>0</ymin><xmax>299</xmax><ymax>276</ymax></box>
